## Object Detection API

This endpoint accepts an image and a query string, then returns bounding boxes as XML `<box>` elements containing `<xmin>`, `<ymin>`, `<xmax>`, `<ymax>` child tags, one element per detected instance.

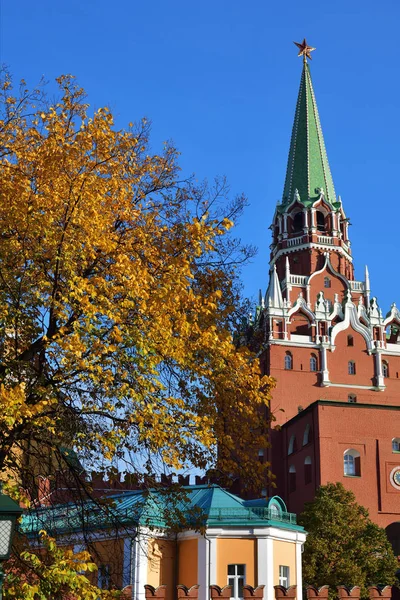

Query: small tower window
<box><xmin>383</xmin><ymin>361</ymin><xmax>389</xmax><ymax>378</ymax></box>
<box><xmin>324</xmin><ymin>277</ymin><xmax>331</xmax><ymax>288</ymax></box>
<box><xmin>343</xmin><ymin>449</ymin><xmax>361</xmax><ymax>477</ymax></box>
<box><xmin>348</xmin><ymin>361</ymin><xmax>356</xmax><ymax>375</ymax></box>
<box><xmin>310</xmin><ymin>354</ymin><xmax>318</xmax><ymax>372</ymax></box>
<box><xmin>304</xmin><ymin>456</ymin><xmax>312</xmax><ymax>484</ymax></box>
<box><xmin>288</xmin><ymin>435</ymin><xmax>296</xmax><ymax>455</ymax></box>
<box><xmin>284</xmin><ymin>352</ymin><xmax>293</xmax><ymax>370</ymax></box>
<box><xmin>292</xmin><ymin>212</ymin><xmax>303</xmax><ymax>233</ymax></box>
<box><xmin>316</xmin><ymin>211</ymin><xmax>326</xmax><ymax>232</ymax></box>
<box><xmin>392</xmin><ymin>438</ymin><xmax>400</xmax><ymax>453</ymax></box>
<box><xmin>348</xmin><ymin>394</ymin><xmax>357</xmax><ymax>403</ymax></box>
<box><xmin>347</xmin><ymin>335</ymin><xmax>354</xmax><ymax>347</ymax></box>
<box><xmin>303</xmin><ymin>424</ymin><xmax>311</xmax><ymax>446</ymax></box>
<box><xmin>289</xmin><ymin>465</ymin><xmax>296</xmax><ymax>492</ymax></box>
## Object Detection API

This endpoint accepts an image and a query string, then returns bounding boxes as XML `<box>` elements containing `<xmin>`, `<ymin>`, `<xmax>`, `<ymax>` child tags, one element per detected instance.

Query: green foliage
<box><xmin>299</xmin><ymin>483</ymin><xmax>398</xmax><ymax>598</ymax></box>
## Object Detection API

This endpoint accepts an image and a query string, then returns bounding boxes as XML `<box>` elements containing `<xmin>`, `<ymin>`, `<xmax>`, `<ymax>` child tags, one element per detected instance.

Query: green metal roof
<box><xmin>21</xmin><ymin>485</ymin><xmax>304</xmax><ymax>536</ymax></box>
<box><xmin>282</xmin><ymin>62</ymin><xmax>336</xmax><ymax>208</ymax></box>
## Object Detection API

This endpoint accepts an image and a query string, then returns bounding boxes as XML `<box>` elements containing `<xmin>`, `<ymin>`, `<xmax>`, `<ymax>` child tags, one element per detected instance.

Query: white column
<box><xmin>310</xmin><ymin>208</ymin><xmax>316</xmax><ymax>232</ymax></box>
<box><xmin>278</xmin><ymin>216</ymin><xmax>283</xmax><ymax>235</ymax></box>
<box><xmin>331</xmin><ymin>211</ymin><xmax>337</xmax><ymax>237</ymax></box>
<box><xmin>265</xmin><ymin>538</ymin><xmax>274</xmax><ymax>600</ymax></box>
<box><xmin>375</xmin><ymin>350</ymin><xmax>385</xmax><ymax>389</ymax></box>
<box><xmin>257</xmin><ymin>537</ymin><xmax>268</xmax><ymax>587</ymax></box>
<box><xmin>295</xmin><ymin>541</ymin><xmax>303</xmax><ymax>600</ymax></box>
<box><xmin>134</xmin><ymin>533</ymin><xmax>148</xmax><ymax>600</ymax></box>
<box><xmin>337</xmin><ymin>212</ymin><xmax>342</xmax><ymax>238</ymax></box>
<box><xmin>198</xmin><ymin>536</ymin><xmax>209</xmax><ymax>600</ymax></box>
<box><xmin>283</xmin><ymin>214</ymin><xmax>288</xmax><ymax>238</ymax></box>
<box><xmin>303</xmin><ymin>208</ymin><xmax>309</xmax><ymax>230</ymax></box>
<box><xmin>209</xmin><ymin>536</ymin><xmax>217</xmax><ymax>587</ymax></box>
<box><xmin>320</xmin><ymin>343</ymin><xmax>330</xmax><ymax>385</ymax></box>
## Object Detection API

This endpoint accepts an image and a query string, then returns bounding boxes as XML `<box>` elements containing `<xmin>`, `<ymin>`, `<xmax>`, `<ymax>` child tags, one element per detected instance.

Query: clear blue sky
<box><xmin>1</xmin><ymin>0</ymin><xmax>399</xmax><ymax>311</ymax></box>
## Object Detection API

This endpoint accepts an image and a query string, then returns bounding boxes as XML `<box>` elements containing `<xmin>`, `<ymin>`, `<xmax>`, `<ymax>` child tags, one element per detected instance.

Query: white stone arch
<box><xmin>307</xmin><ymin>253</ymin><xmax>349</xmax><ymax>290</ymax></box>
<box><xmin>383</xmin><ymin>303</ymin><xmax>400</xmax><ymax>329</ymax></box>
<box><xmin>330</xmin><ymin>301</ymin><xmax>373</xmax><ymax>352</ymax></box>
<box><xmin>288</xmin><ymin>294</ymin><xmax>316</xmax><ymax>323</ymax></box>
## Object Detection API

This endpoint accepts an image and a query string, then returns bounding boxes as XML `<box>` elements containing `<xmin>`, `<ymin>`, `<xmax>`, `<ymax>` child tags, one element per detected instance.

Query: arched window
<box><xmin>310</xmin><ymin>354</ymin><xmax>318</xmax><ymax>372</ymax></box>
<box><xmin>324</xmin><ymin>277</ymin><xmax>331</xmax><ymax>288</ymax></box>
<box><xmin>316</xmin><ymin>211</ymin><xmax>326</xmax><ymax>232</ymax></box>
<box><xmin>288</xmin><ymin>435</ymin><xmax>296</xmax><ymax>455</ymax></box>
<box><xmin>304</xmin><ymin>456</ymin><xmax>312</xmax><ymax>485</ymax></box>
<box><xmin>383</xmin><ymin>361</ymin><xmax>389</xmax><ymax>378</ymax></box>
<box><xmin>348</xmin><ymin>394</ymin><xmax>357</xmax><ymax>403</ymax></box>
<box><xmin>303</xmin><ymin>424</ymin><xmax>311</xmax><ymax>446</ymax></box>
<box><xmin>289</xmin><ymin>465</ymin><xmax>296</xmax><ymax>493</ymax></box>
<box><xmin>347</xmin><ymin>335</ymin><xmax>354</xmax><ymax>347</ymax></box>
<box><xmin>292</xmin><ymin>212</ymin><xmax>303</xmax><ymax>233</ymax></box>
<box><xmin>348</xmin><ymin>361</ymin><xmax>356</xmax><ymax>375</ymax></box>
<box><xmin>343</xmin><ymin>449</ymin><xmax>361</xmax><ymax>476</ymax></box>
<box><xmin>284</xmin><ymin>352</ymin><xmax>293</xmax><ymax>370</ymax></box>
<box><xmin>392</xmin><ymin>438</ymin><xmax>400</xmax><ymax>453</ymax></box>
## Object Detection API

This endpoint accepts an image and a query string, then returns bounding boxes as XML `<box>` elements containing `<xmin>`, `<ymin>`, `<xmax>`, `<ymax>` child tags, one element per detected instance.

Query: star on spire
<box><xmin>294</xmin><ymin>38</ymin><xmax>316</xmax><ymax>62</ymax></box>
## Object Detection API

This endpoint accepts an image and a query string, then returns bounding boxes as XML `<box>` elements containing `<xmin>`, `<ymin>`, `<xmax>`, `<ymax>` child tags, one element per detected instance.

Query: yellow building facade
<box><xmin>23</xmin><ymin>485</ymin><xmax>306</xmax><ymax>600</ymax></box>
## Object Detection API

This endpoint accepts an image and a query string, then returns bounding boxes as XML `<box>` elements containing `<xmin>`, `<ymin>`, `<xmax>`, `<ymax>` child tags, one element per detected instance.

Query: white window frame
<box><xmin>227</xmin><ymin>564</ymin><xmax>246</xmax><ymax>600</ymax></box>
<box><xmin>284</xmin><ymin>354</ymin><xmax>293</xmax><ymax>370</ymax></box>
<box><xmin>279</xmin><ymin>565</ymin><xmax>290</xmax><ymax>587</ymax></box>
<box><xmin>383</xmin><ymin>362</ymin><xmax>389</xmax><ymax>378</ymax></box>
<box><xmin>343</xmin><ymin>448</ymin><xmax>360</xmax><ymax>476</ymax></box>
<box><xmin>310</xmin><ymin>355</ymin><xmax>317</xmax><ymax>372</ymax></box>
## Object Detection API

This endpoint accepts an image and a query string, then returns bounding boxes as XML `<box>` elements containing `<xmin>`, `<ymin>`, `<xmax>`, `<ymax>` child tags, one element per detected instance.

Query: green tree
<box><xmin>299</xmin><ymin>483</ymin><xmax>398</xmax><ymax>597</ymax></box>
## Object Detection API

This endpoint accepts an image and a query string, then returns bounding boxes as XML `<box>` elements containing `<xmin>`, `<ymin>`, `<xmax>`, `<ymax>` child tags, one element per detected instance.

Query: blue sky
<box><xmin>1</xmin><ymin>0</ymin><xmax>399</xmax><ymax>311</ymax></box>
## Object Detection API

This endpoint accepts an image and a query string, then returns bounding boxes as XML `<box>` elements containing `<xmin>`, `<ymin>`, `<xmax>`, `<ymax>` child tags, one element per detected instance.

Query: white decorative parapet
<box><xmin>349</xmin><ymin>280</ymin><xmax>364</xmax><ymax>292</ymax></box>
<box><xmin>286</xmin><ymin>236</ymin><xmax>304</xmax><ymax>247</ymax></box>
<box><xmin>317</xmin><ymin>235</ymin><xmax>334</xmax><ymax>245</ymax></box>
<box><xmin>289</xmin><ymin>274</ymin><xmax>308</xmax><ymax>285</ymax></box>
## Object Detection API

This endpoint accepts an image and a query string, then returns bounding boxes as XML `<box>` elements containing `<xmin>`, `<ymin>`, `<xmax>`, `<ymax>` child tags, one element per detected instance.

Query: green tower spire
<box><xmin>282</xmin><ymin>59</ymin><xmax>336</xmax><ymax>207</ymax></box>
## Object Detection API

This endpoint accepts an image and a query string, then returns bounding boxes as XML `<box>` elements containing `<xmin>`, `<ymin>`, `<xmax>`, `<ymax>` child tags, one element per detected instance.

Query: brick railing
<box><xmin>120</xmin><ymin>584</ymin><xmax>394</xmax><ymax>600</ymax></box>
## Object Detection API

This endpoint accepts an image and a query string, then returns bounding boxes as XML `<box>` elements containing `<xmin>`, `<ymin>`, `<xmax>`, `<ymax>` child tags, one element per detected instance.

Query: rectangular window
<box><xmin>279</xmin><ymin>565</ymin><xmax>290</xmax><ymax>587</ymax></box>
<box><xmin>228</xmin><ymin>564</ymin><xmax>245</xmax><ymax>599</ymax></box>
<box><xmin>98</xmin><ymin>564</ymin><xmax>110</xmax><ymax>589</ymax></box>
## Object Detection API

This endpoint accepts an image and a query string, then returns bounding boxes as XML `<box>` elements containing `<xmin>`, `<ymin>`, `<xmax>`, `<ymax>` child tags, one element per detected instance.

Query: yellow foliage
<box><xmin>5</xmin><ymin>531</ymin><xmax>118</xmax><ymax>599</ymax></box>
<box><xmin>0</xmin><ymin>70</ymin><xmax>273</xmax><ymax>494</ymax></box>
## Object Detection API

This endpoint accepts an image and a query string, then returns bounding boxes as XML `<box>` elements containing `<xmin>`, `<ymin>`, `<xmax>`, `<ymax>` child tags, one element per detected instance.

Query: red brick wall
<box><xmin>279</xmin><ymin>403</ymin><xmax>400</xmax><ymax>529</ymax></box>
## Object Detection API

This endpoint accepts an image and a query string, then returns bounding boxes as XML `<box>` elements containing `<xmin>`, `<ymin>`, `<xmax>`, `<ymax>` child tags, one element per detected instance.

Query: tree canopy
<box><xmin>0</xmin><ymin>70</ymin><xmax>273</xmax><ymax>497</ymax></box>
<box><xmin>299</xmin><ymin>483</ymin><xmax>398</xmax><ymax>596</ymax></box>
<box><xmin>0</xmin><ymin>69</ymin><xmax>274</xmax><ymax>596</ymax></box>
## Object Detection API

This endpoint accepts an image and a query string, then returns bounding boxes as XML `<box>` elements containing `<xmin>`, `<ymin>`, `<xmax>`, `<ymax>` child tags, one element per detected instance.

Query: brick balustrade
<box><xmin>243</xmin><ymin>585</ymin><xmax>265</xmax><ymax>599</ymax></box>
<box><xmin>209</xmin><ymin>585</ymin><xmax>233</xmax><ymax>598</ymax></box>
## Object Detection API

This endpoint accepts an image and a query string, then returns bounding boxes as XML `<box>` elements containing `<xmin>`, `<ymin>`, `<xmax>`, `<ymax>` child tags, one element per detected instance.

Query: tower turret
<box><xmin>270</xmin><ymin>41</ymin><xmax>353</xmax><ymax>285</ymax></box>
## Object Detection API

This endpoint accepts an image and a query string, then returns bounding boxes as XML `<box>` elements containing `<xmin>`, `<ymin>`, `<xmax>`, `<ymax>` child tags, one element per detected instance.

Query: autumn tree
<box><xmin>0</xmin><ymin>69</ymin><xmax>273</xmax><ymax>499</ymax></box>
<box><xmin>5</xmin><ymin>532</ymin><xmax>119</xmax><ymax>600</ymax></box>
<box><xmin>299</xmin><ymin>483</ymin><xmax>398</xmax><ymax>597</ymax></box>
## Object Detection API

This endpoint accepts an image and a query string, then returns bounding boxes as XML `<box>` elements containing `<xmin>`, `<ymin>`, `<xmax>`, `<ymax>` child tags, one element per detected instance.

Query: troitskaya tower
<box><xmin>247</xmin><ymin>40</ymin><xmax>400</xmax><ymax>553</ymax></box>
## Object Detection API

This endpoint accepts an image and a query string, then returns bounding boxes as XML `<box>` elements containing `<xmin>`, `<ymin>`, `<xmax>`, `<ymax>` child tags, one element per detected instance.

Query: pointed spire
<box><xmin>365</xmin><ymin>265</ymin><xmax>370</xmax><ymax>292</ymax></box>
<box><xmin>282</xmin><ymin>59</ymin><xmax>336</xmax><ymax>207</ymax></box>
<box><xmin>265</xmin><ymin>264</ymin><xmax>283</xmax><ymax>309</ymax></box>
<box><xmin>285</xmin><ymin>256</ymin><xmax>290</xmax><ymax>280</ymax></box>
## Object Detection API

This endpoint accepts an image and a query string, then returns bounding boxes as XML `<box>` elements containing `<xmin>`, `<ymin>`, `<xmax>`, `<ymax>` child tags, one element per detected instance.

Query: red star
<box><xmin>294</xmin><ymin>38</ymin><xmax>316</xmax><ymax>61</ymax></box>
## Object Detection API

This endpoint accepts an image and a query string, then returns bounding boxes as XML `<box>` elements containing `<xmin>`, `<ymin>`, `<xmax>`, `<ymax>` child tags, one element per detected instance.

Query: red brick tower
<box><xmin>253</xmin><ymin>41</ymin><xmax>400</xmax><ymax>553</ymax></box>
